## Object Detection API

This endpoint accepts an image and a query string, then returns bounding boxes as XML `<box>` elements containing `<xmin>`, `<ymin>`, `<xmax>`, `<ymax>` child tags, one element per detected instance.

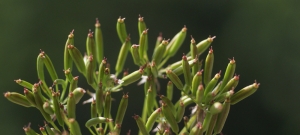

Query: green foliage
<box><xmin>5</xmin><ymin>16</ymin><xmax>259</xmax><ymax>135</ymax></box>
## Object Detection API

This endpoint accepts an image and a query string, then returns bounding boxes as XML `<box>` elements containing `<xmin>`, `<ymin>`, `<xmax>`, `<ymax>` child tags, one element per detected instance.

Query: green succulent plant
<box><xmin>4</xmin><ymin>15</ymin><xmax>259</xmax><ymax>135</ymax></box>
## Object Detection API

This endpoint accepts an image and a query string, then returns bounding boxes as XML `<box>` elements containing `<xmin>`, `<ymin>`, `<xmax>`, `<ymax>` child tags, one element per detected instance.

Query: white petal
<box><xmin>137</xmin><ymin>75</ymin><xmax>148</xmax><ymax>86</ymax></box>
<box><xmin>83</xmin><ymin>98</ymin><xmax>94</xmax><ymax>104</ymax></box>
<box><xmin>82</xmin><ymin>91</ymin><xmax>96</xmax><ymax>104</ymax></box>
<box><xmin>117</xmin><ymin>79</ymin><xmax>124</xmax><ymax>84</ymax></box>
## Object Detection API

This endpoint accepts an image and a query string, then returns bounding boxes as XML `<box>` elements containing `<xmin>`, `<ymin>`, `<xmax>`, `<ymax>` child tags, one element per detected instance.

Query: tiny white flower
<box><xmin>152</xmin><ymin>117</ymin><xmax>170</xmax><ymax>133</ymax></box>
<box><xmin>82</xmin><ymin>90</ymin><xmax>95</xmax><ymax>104</ymax></box>
<box><xmin>137</xmin><ymin>75</ymin><xmax>148</xmax><ymax>86</ymax></box>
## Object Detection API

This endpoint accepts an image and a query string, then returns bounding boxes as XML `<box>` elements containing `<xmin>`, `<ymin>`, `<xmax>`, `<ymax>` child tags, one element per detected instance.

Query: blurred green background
<box><xmin>1</xmin><ymin>1</ymin><xmax>299</xmax><ymax>135</ymax></box>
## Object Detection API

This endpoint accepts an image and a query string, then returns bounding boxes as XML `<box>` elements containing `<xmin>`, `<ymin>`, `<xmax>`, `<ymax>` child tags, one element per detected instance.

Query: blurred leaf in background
<box><xmin>0</xmin><ymin>1</ymin><xmax>299</xmax><ymax>135</ymax></box>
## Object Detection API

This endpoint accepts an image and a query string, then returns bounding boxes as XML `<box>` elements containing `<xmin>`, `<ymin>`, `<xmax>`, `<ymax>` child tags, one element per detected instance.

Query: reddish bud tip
<box><xmin>118</xmin><ymin>17</ymin><xmax>125</xmax><ymax>23</ymax></box>
<box><xmin>39</xmin><ymin>127</ymin><xmax>45</xmax><ymax>131</ymax></box>
<box><xmin>166</xmin><ymin>69</ymin><xmax>172</xmax><ymax>74</ymax></box>
<box><xmin>132</xmin><ymin>114</ymin><xmax>139</xmax><ymax>120</ymax></box>
<box><xmin>123</xmin><ymin>93</ymin><xmax>129</xmax><ymax>98</ymax></box>
<box><xmin>229</xmin><ymin>57</ymin><xmax>235</xmax><ymax>64</ymax></box>
<box><xmin>24</xmin><ymin>88</ymin><xmax>29</xmax><ymax>94</ymax></box>
<box><xmin>70</xmin><ymin>29</ymin><xmax>74</xmax><ymax>34</ymax></box>
<box><xmin>208</xmin><ymin>36</ymin><xmax>216</xmax><ymax>42</ymax></box>
<box><xmin>88</xmin><ymin>29</ymin><xmax>94</xmax><ymax>37</ymax></box>
<box><xmin>67</xmin><ymin>45</ymin><xmax>74</xmax><ymax>49</ymax></box>
<box><xmin>4</xmin><ymin>92</ymin><xmax>10</xmax><ymax>98</ymax></box>
<box><xmin>14</xmin><ymin>79</ymin><xmax>21</xmax><ymax>83</ymax></box>
<box><xmin>69</xmin><ymin>92</ymin><xmax>74</xmax><ymax>97</ymax></box>
<box><xmin>197</xmin><ymin>70</ymin><xmax>203</xmax><ymax>76</ymax></box>
<box><xmin>198</xmin><ymin>84</ymin><xmax>204</xmax><ymax>91</ymax></box>
<box><xmin>96</xmin><ymin>18</ymin><xmax>99</xmax><ymax>23</ymax></box>
<box><xmin>143</xmin><ymin>29</ymin><xmax>148</xmax><ymax>34</ymax></box>
<box><xmin>191</xmin><ymin>36</ymin><xmax>196</xmax><ymax>43</ymax></box>
<box><xmin>209</xmin><ymin>46</ymin><xmax>213</xmax><ymax>53</ymax></box>
<box><xmin>182</xmin><ymin>25</ymin><xmax>187</xmax><ymax>32</ymax></box>
<box><xmin>138</xmin><ymin>15</ymin><xmax>144</xmax><ymax>21</ymax></box>
<box><xmin>182</xmin><ymin>53</ymin><xmax>187</xmax><ymax>60</ymax></box>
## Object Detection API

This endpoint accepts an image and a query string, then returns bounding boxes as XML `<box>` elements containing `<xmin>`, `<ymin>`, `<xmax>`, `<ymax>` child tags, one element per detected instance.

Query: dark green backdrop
<box><xmin>1</xmin><ymin>1</ymin><xmax>299</xmax><ymax>135</ymax></box>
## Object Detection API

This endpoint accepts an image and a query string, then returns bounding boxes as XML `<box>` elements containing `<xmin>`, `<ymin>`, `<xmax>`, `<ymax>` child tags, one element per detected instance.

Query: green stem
<box><xmin>60</xmin><ymin>80</ymin><xmax>69</xmax><ymax>101</ymax></box>
<box><xmin>109</xmin><ymin>113</ymin><xmax>114</xmax><ymax>130</ymax></box>
<box><xmin>157</xmin><ymin>56</ymin><xmax>170</xmax><ymax>69</ymax></box>
<box><xmin>139</xmin><ymin>98</ymin><xmax>148</xmax><ymax>135</ymax></box>
<box><xmin>104</xmin><ymin>114</ymin><xmax>114</xmax><ymax>134</ymax></box>
<box><xmin>49</xmin><ymin>121</ymin><xmax>60</xmax><ymax>131</ymax></box>
<box><xmin>88</xmin><ymin>127</ymin><xmax>97</xmax><ymax>135</ymax></box>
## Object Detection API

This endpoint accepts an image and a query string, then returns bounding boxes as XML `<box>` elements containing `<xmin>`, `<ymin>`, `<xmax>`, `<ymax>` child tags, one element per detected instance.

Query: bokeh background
<box><xmin>1</xmin><ymin>1</ymin><xmax>299</xmax><ymax>135</ymax></box>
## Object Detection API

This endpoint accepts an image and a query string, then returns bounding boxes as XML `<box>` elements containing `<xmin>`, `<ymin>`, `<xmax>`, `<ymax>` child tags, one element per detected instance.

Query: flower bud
<box><xmin>14</xmin><ymin>79</ymin><xmax>33</xmax><ymax>90</ymax></box>
<box><xmin>190</xmin><ymin>36</ymin><xmax>197</xmax><ymax>59</ymax></box>
<box><xmin>206</xmin><ymin>114</ymin><xmax>218</xmax><ymax>135</ymax></box>
<box><xmin>189</xmin><ymin>122</ymin><xmax>202</xmax><ymax>135</ymax></box>
<box><xmin>150</xmin><ymin>61</ymin><xmax>158</xmax><ymax>78</ymax></box>
<box><xmin>64</xmin><ymin>30</ymin><xmax>74</xmax><ymax>71</ymax></box>
<box><xmin>67</xmin><ymin>45</ymin><xmax>86</xmax><ymax>75</ymax></box>
<box><xmin>73</xmin><ymin>87</ymin><xmax>85</xmax><ymax>104</ymax></box>
<box><xmin>95</xmin><ymin>18</ymin><xmax>104</xmax><ymax>64</ymax></box>
<box><xmin>202</xmin><ymin>102</ymin><xmax>223</xmax><ymax>131</ymax></box>
<box><xmin>166</xmin><ymin>69</ymin><xmax>183</xmax><ymax>90</ymax></box>
<box><xmin>23</xmin><ymin>123</ymin><xmax>38</xmax><ymax>135</ymax></box>
<box><xmin>96</xmin><ymin>83</ymin><xmax>104</xmax><ymax>115</ymax></box>
<box><xmin>214</xmin><ymin>99</ymin><xmax>230</xmax><ymax>134</ymax></box>
<box><xmin>67</xmin><ymin>92</ymin><xmax>76</xmax><ymax>119</ymax></box>
<box><xmin>175</xmin><ymin>100</ymin><xmax>185</xmax><ymax>123</ymax></box>
<box><xmin>166</xmin><ymin>81</ymin><xmax>173</xmax><ymax>101</ymax></box>
<box><xmin>204</xmin><ymin>71</ymin><xmax>221</xmax><ymax>96</ymax></box>
<box><xmin>115</xmin><ymin>93</ymin><xmax>128</xmax><ymax>125</ymax></box>
<box><xmin>160</xmin><ymin>95</ymin><xmax>176</xmax><ymax>116</ymax></box>
<box><xmin>146</xmin><ymin>108</ymin><xmax>161</xmax><ymax>132</ymax></box>
<box><xmin>195</xmin><ymin>36</ymin><xmax>215</xmax><ymax>56</ymax></box>
<box><xmin>85</xmin><ymin>117</ymin><xmax>113</xmax><ymax>128</ymax></box>
<box><xmin>86</xmin><ymin>30</ymin><xmax>96</xmax><ymax>57</ymax></box>
<box><xmin>146</xmin><ymin>86</ymin><xmax>155</xmax><ymax>115</ymax></box>
<box><xmin>196</xmin><ymin>85</ymin><xmax>204</xmax><ymax>105</ymax></box>
<box><xmin>116</xmin><ymin>17</ymin><xmax>128</xmax><ymax>44</ymax></box>
<box><xmin>192</xmin><ymin>70</ymin><xmax>203</xmax><ymax>96</ymax></box>
<box><xmin>104</xmin><ymin>91</ymin><xmax>111</xmax><ymax>119</ymax></box>
<box><xmin>220</xmin><ymin>75</ymin><xmax>240</xmax><ymax>94</ymax></box>
<box><xmin>162</xmin><ymin>103</ymin><xmax>179</xmax><ymax>133</ymax></box>
<box><xmin>86</xmin><ymin>55</ymin><xmax>96</xmax><ymax>87</ymax></box>
<box><xmin>42</xmin><ymin>51</ymin><xmax>58</xmax><ymax>82</ymax></box>
<box><xmin>37</xmin><ymin>51</ymin><xmax>45</xmax><ymax>82</ymax></box>
<box><xmin>182</xmin><ymin>54</ymin><xmax>192</xmax><ymax>87</ymax></box>
<box><xmin>97</xmin><ymin>58</ymin><xmax>107</xmax><ymax>83</ymax></box>
<box><xmin>4</xmin><ymin>92</ymin><xmax>32</xmax><ymax>107</ymax></box>
<box><xmin>139</xmin><ymin>29</ymin><xmax>149</xmax><ymax>61</ymax></box>
<box><xmin>69</xmin><ymin>118</ymin><xmax>82</xmax><ymax>135</ymax></box>
<box><xmin>115</xmin><ymin>36</ymin><xmax>131</xmax><ymax>76</ymax></box>
<box><xmin>24</xmin><ymin>88</ymin><xmax>36</xmax><ymax>107</ymax></box>
<box><xmin>43</xmin><ymin>101</ymin><xmax>54</xmax><ymax>115</ymax></box>
<box><xmin>152</xmin><ymin>39</ymin><xmax>168</xmax><ymax>66</ymax></box>
<box><xmin>131</xmin><ymin>44</ymin><xmax>142</xmax><ymax>65</ymax></box>
<box><xmin>231</xmin><ymin>81</ymin><xmax>260</xmax><ymax>105</ymax></box>
<box><xmin>166</xmin><ymin>26</ymin><xmax>187</xmax><ymax>58</ymax></box>
<box><xmin>121</xmin><ymin>68</ymin><xmax>143</xmax><ymax>86</ymax></box>
<box><xmin>91</xmin><ymin>99</ymin><xmax>97</xmax><ymax>118</ymax></box>
<box><xmin>133</xmin><ymin>115</ymin><xmax>149</xmax><ymax>135</ymax></box>
<box><xmin>204</xmin><ymin>47</ymin><xmax>214</xmax><ymax>86</ymax></box>
<box><xmin>220</xmin><ymin>58</ymin><xmax>236</xmax><ymax>90</ymax></box>
<box><xmin>138</xmin><ymin>15</ymin><xmax>147</xmax><ymax>36</ymax></box>
<box><xmin>52</xmin><ymin>92</ymin><xmax>64</xmax><ymax>126</ymax></box>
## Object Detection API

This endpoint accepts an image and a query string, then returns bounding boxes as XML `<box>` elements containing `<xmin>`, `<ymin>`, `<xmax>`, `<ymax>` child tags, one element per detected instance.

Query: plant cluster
<box><xmin>4</xmin><ymin>15</ymin><xmax>259</xmax><ymax>135</ymax></box>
